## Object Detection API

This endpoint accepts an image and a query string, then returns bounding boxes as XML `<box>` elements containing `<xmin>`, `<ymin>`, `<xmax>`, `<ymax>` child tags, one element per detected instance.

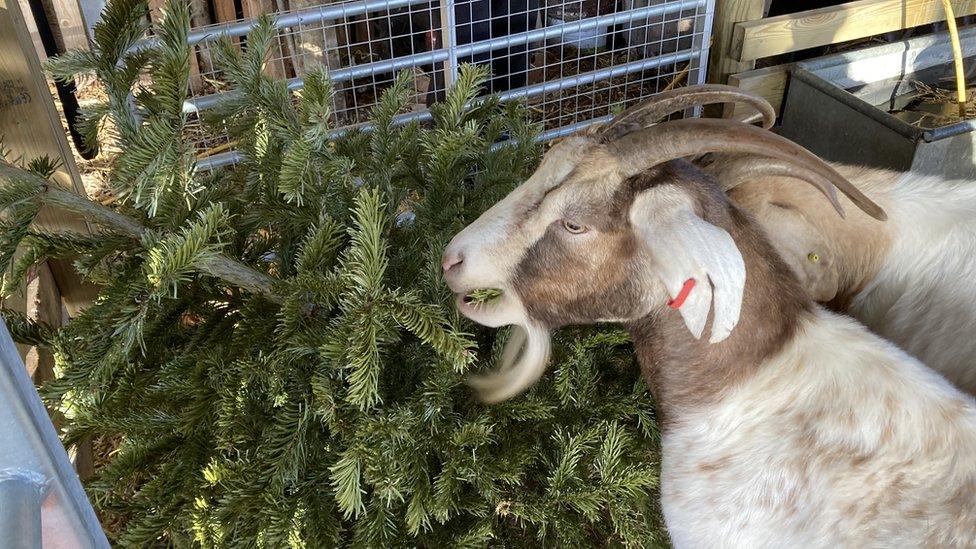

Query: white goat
<box><xmin>703</xmin><ymin>151</ymin><xmax>976</xmax><ymax>396</ymax></box>
<box><xmin>442</xmin><ymin>92</ymin><xmax>976</xmax><ymax>546</ymax></box>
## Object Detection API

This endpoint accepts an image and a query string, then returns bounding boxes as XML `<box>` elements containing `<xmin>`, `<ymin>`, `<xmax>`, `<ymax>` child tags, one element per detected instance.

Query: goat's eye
<box><xmin>561</xmin><ymin>219</ymin><xmax>588</xmax><ymax>234</ymax></box>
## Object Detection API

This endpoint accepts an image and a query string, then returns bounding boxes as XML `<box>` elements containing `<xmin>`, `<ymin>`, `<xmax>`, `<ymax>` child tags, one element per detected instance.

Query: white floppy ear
<box><xmin>629</xmin><ymin>186</ymin><xmax>746</xmax><ymax>343</ymax></box>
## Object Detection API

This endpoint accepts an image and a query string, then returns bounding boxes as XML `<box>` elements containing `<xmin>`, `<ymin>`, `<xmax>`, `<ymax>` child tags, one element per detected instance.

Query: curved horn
<box><xmin>601</xmin><ymin>84</ymin><xmax>776</xmax><ymax>141</ymax></box>
<box><xmin>610</xmin><ymin>118</ymin><xmax>887</xmax><ymax>221</ymax></box>
<box><xmin>699</xmin><ymin>153</ymin><xmax>845</xmax><ymax>217</ymax></box>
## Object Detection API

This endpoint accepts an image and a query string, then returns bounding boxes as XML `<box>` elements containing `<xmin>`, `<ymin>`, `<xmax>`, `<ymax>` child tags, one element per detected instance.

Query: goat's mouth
<box><xmin>463</xmin><ymin>288</ymin><xmax>504</xmax><ymax>306</ymax></box>
<box><xmin>454</xmin><ymin>288</ymin><xmax>521</xmax><ymax>328</ymax></box>
<box><xmin>456</xmin><ymin>289</ymin><xmax>504</xmax><ymax>313</ymax></box>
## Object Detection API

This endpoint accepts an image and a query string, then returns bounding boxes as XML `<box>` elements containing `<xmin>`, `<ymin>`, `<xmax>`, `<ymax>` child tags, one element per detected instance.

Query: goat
<box><xmin>611</xmin><ymin>84</ymin><xmax>976</xmax><ymax>396</ymax></box>
<box><xmin>698</xmin><ymin>133</ymin><xmax>976</xmax><ymax>397</ymax></box>
<box><xmin>442</xmin><ymin>91</ymin><xmax>976</xmax><ymax>546</ymax></box>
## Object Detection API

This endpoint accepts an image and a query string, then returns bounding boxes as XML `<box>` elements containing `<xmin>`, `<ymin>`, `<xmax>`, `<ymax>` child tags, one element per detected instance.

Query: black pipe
<box><xmin>23</xmin><ymin>0</ymin><xmax>98</xmax><ymax>159</ymax></box>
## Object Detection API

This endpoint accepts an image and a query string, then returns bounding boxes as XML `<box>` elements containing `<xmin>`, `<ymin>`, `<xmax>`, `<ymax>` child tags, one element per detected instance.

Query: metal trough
<box><xmin>780</xmin><ymin>26</ymin><xmax>976</xmax><ymax>180</ymax></box>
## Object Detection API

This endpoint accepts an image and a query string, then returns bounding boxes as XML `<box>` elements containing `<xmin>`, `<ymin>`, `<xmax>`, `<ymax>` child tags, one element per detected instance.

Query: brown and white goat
<box><xmin>442</xmin><ymin>102</ymin><xmax>976</xmax><ymax>545</ymax></box>
<box><xmin>613</xmin><ymin>84</ymin><xmax>976</xmax><ymax>397</ymax></box>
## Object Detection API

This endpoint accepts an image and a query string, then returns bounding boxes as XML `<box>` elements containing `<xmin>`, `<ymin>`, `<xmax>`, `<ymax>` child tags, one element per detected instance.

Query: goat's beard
<box><xmin>466</xmin><ymin>321</ymin><xmax>551</xmax><ymax>404</ymax></box>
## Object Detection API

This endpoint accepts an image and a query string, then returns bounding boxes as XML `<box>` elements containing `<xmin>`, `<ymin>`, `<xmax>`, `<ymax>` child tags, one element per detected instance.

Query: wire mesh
<box><xmin>140</xmin><ymin>0</ymin><xmax>715</xmax><ymax>167</ymax></box>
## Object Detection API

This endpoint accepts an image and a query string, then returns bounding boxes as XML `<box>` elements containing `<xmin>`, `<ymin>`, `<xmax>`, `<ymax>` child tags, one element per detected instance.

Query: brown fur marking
<box><xmin>723</xmin><ymin>163</ymin><xmax>893</xmax><ymax>309</ymax></box>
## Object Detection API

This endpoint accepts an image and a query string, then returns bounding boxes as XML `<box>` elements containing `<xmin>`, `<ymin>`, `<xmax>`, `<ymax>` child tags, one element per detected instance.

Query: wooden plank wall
<box><xmin>2</xmin><ymin>0</ymin><xmax>94</xmax><ymax>478</ymax></box>
<box><xmin>27</xmin><ymin>0</ymin><xmax>386</xmax><ymax>123</ymax></box>
<box><xmin>714</xmin><ymin>0</ymin><xmax>976</xmax><ymax>119</ymax></box>
<box><xmin>732</xmin><ymin>0</ymin><xmax>976</xmax><ymax>62</ymax></box>
<box><xmin>142</xmin><ymin>0</ymin><xmax>352</xmax><ymax>92</ymax></box>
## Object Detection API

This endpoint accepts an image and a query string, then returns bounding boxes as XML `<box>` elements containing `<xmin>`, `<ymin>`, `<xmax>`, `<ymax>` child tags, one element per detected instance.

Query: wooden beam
<box><xmin>732</xmin><ymin>0</ymin><xmax>976</xmax><ymax>62</ymax></box>
<box><xmin>2</xmin><ymin>0</ymin><xmax>95</xmax><ymax>316</ymax></box>
<box><xmin>24</xmin><ymin>263</ymin><xmax>59</xmax><ymax>384</ymax></box>
<box><xmin>16</xmin><ymin>0</ymin><xmax>45</xmax><ymax>60</ymax></box>
<box><xmin>725</xmin><ymin>63</ymin><xmax>792</xmax><ymax>119</ymax></box>
<box><xmin>187</xmin><ymin>0</ymin><xmax>212</xmax><ymax>92</ymax></box>
<box><xmin>23</xmin><ymin>261</ymin><xmax>95</xmax><ymax>478</ymax></box>
<box><xmin>241</xmin><ymin>0</ymin><xmax>287</xmax><ymax>79</ymax></box>
<box><xmin>45</xmin><ymin>0</ymin><xmax>90</xmax><ymax>51</ymax></box>
<box><xmin>708</xmin><ymin>0</ymin><xmax>768</xmax><ymax>85</ymax></box>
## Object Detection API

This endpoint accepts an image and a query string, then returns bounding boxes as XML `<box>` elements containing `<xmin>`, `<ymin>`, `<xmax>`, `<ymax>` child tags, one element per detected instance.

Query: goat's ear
<box><xmin>629</xmin><ymin>187</ymin><xmax>746</xmax><ymax>343</ymax></box>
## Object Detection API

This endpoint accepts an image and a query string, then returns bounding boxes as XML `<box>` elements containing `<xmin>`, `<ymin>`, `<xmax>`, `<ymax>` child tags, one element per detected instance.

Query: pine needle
<box><xmin>466</xmin><ymin>288</ymin><xmax>503</xmax><ymax>305</ymax></box>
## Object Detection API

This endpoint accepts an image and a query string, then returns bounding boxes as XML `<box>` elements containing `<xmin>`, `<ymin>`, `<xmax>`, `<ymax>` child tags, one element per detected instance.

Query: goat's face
<box><xmin>443</xmin><ymin>136</ymin><xmax>748</xmax><ymax>402</ymax></box>
<box><xmin>443</xmin><ymin>137</ymin><xmax>658</xmax><ymax>329</ymax></box>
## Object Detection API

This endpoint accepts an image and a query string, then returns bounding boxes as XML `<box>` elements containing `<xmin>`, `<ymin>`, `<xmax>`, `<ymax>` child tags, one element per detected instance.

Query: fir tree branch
<box><xmin>0</xmin><ymin>307</ymin><xmax>55</xmax><ymax>347</ymax></box>
<box><xmin>0</xmin><ymin>161</ymin><xmax>281</xmax><ymax>302</ymax></box>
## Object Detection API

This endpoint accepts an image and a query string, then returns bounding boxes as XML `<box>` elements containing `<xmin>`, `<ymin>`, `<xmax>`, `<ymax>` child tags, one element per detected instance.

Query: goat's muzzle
<box><xmin>441</xmin><ymin>246</ymin><xmax>466</xmax><ymax>294</ymax></box>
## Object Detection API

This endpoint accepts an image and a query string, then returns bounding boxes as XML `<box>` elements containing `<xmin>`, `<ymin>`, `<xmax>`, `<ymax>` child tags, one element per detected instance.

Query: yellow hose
<box><xmin>942</xmin><ymin>0</ymin><xmax>968</xmax><ymax>117</ymax></box>
<box><xmin>196</xmin><ymin>140</ymin><xmax>240</xmax><ymax>160</ymax></box>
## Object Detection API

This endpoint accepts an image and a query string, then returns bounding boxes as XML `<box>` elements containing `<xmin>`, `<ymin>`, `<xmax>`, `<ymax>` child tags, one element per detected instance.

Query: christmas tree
<box><xmin>0</xmin><ymin>0</ymin><xmax>668</xmax><ymax>545</ymax></box>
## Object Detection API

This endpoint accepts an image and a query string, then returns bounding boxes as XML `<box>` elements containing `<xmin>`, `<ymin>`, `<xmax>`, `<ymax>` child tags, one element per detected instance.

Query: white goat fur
<box><xmin>728</xmin><ymin>165</ymin><xmax>976</xmax><ymax>395</ymax></box>
<box><xmin>663</xmin><ymin>308</ymin><xmax>976</xmax><ymax>546</ymax></box>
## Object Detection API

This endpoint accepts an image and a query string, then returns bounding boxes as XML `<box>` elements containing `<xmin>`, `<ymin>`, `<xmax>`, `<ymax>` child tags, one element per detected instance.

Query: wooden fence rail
<box><xmin>711</xmin><ymin>0</ymin><xmax>975</xmax><ymax>118</ymax></box>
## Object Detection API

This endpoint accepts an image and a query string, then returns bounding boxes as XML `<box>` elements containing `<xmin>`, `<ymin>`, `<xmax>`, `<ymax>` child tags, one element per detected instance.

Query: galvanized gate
<box><xmin>121</xmin><ymin>0</ymin><xmax>716</xmax><ymax>168</ymax></box>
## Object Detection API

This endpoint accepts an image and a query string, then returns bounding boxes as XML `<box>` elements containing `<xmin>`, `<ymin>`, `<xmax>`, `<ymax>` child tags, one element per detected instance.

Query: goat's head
<box><xmin>442</xmin><ymin>85</ymin><xmax>887</xmax><ymax>403</ymax></box>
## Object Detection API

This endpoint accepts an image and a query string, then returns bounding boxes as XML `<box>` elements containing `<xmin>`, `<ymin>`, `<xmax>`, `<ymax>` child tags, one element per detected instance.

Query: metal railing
<box><xmin>140</xmin><ymin>0</ymin><xmax>714</xmax><ymax>169</ymax></box>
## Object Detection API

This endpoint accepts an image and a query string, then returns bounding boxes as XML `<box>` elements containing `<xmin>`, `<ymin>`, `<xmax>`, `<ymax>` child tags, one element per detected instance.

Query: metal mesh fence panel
<box><xmin>133</xmin><ymin>0</ymin><xmax>714</xmax><ymax>167</ymax></box>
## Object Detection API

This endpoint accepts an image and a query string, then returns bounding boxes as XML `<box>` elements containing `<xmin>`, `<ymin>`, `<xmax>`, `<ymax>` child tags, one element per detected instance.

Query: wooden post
<box><xmin>24</xmin><ymin>263</ymin><xmax>58</xmax><ymax>385</ymax></box>
<box><xmin>188</xmin><ymin>0</ymin><xmax>213</xmax><ymax>92</ymax></box>
<box><xmin>23</xmin><ymin>257</ymin><xmax>93</xmax><ymax>477</ymax></box>
<box><xmin>707</xmin><ymin>0</ymin><xmax>767</xmax><ymax>85</ymax></box>
<box><xmin>43</xmin><ymin>0</ymin><xmax>90</xmax><ymax>51</ymax></box>
<box><xmin>1</xmin><ymin>0</ymin><xmax>99</xmax><ymax>316</ymax></box>
<box><xmin>725</xmin><ymin>63</ymin><xmax>792</xmax><ymax>119</ymax></box>
<box><xmin>241</xmin><ymin>0</ymin><xmax>288</xmax><ymax>79</ymax></box>
<box><xmin>288</xmin><ymin>0</ymin><xmax>348</xmax><ymax>121</ymax></box>
<box><xmin>15</xmin><ymin>0</ymin><xmax>45</xmax><ymax>60</ymax></box>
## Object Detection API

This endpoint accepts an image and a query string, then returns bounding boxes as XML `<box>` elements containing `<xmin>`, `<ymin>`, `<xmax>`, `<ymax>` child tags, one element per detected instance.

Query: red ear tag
<box><xmin>667</xmin><ymin>278</ymin><xmax>696</xmax><ymax>309</ymax></box>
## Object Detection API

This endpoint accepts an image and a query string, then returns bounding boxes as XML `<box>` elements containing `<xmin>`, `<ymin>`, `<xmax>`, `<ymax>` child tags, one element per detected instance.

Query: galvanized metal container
<box><xmin>779</xmin><ymin>27</ymin><xmax>976</xmax><ymax>180</ymax></box>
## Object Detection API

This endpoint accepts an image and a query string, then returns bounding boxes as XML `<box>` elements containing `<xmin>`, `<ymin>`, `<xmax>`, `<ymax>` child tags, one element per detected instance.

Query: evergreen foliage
<box><xmin>2</xmin><ymin>1</ymin><xmax>669</xmax><ymax>545</ymax></box>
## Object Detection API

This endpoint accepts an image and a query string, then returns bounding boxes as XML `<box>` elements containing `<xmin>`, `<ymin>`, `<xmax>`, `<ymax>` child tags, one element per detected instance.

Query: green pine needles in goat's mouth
<box><xmin>466</xmin><ymin>287</ymin><xmax>504</xmax><ymax>305</ymax></box>
<box><xmin>0</xmin><ymin>0</ymin><xmax>668</xmax><ymax>546</ymax></box>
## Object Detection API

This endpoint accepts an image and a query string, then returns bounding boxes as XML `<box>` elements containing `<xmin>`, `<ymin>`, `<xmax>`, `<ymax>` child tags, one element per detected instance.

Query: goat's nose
<box><xmin>442</xmin><ymin>249</ymin><xmax>464</xmax><ymax>273</ymax></box>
